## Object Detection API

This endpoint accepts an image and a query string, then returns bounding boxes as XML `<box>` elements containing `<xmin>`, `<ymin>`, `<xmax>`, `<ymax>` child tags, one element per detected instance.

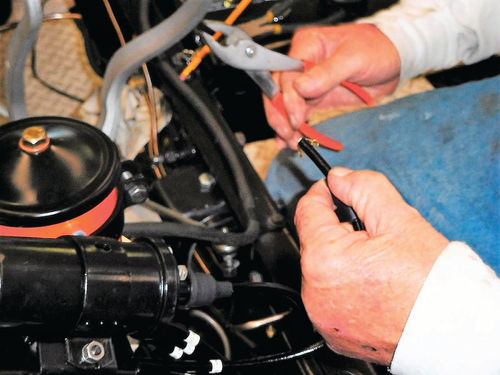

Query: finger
<box><xmin>275</xmin><ymin>136</ymin><xmax>287</xmax><ymax>150</ymax></box>
<box><xmin>288</xmin><ymin>27</ymin><xmax>333</xmax><ymax>64</ymax></box>
<box><xmin>280</xmin><ymin>71</ymin><xmax>308</xmax><ymax>130</ymax></box>
<box><xmin>294</xmin><ymin>42</ymin><xmax>365</xmax><ymax>99</ymax></box>
<box><xmin>287</xmin><ymin>131</ymin><xmax>303</xmax><ymax>150</ymax></box>
<box><xmin>295</xmin><ymin>180</ymin><xmax>352</xmax><ymax>246</ymax></box>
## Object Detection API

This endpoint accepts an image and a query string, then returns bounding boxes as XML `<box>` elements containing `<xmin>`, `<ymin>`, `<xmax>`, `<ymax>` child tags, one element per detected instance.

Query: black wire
<box><xmin>139</xmin><ymin>340</ymin><xmax>325</xmax><ymax>373</ymax></box>
<box><xmin>232</xmin><ymin>282</ymin><xmax>302</xmax><ymax>309</ymax></box>
<box><xmin>124</xmin><ymin>220</ymin><xmax>259</xmax><ymax>247</ymax></box>
<box><xmin>31</xmin><ymin>48</ymin><xmax>86</xmax><ymax>103</ymax></box>
<box><xmin>298</xmin><ymin>138</ymin><xmax>365</xmax><ymax>231</ymax></box>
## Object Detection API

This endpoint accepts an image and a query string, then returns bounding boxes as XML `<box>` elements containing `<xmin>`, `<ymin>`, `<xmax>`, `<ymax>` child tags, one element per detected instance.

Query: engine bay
<box><xmin>0</xmin><ymin>1</ymin><xmax>398</xmax><ymax>374</ymax></box>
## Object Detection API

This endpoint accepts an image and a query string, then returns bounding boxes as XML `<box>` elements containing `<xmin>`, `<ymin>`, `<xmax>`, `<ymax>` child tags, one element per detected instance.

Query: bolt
<box><xmin>121</xmin><ymin>170</ymin><xmax>133</xmax><ymax>181</ymax></box>
<box><xmin>22</xmin><ymin>126</ymin><xmax>47</xmax><ymax>146</ymax></box>
<box><xmin>19</xmin><ymin>126</ymin><xmax>51</xmax><ymax>154</ymax></box>
<box><xmin>199</xmin><ymin>172</ymin><xmax>216</xmax><ymax>193</ymax></box>
<box><xmin>214</xmin><ymin>243</ymin><xmax>237</xmax><ymax>255</ymax></box>
<box><xmin>82</xmin><ymin>341</ymin><xmax>105</xmax><ymax>364</ymax></box>
<box><xmin>128</xmin><ymin>184</ymin><xmax>148</xmax><ymax>204</ymax></box>
<box><xmin>245</xmin><ymin>46</ymin><xmax>256</xmax><ymax>58</ymax></box>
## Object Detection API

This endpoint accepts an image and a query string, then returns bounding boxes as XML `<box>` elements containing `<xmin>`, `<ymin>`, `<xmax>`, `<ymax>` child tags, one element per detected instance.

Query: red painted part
<box><xmin>0</xmin><ymin>188</ymin><xmax>119</xmax><ymax>238</ymax></box>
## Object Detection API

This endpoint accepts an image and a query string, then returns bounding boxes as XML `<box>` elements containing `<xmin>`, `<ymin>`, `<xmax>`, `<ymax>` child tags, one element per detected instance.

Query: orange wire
<box><xmin>180</xmin><ymin>0</ymin><xmax>253</xmax><ymax>80</ymax></box>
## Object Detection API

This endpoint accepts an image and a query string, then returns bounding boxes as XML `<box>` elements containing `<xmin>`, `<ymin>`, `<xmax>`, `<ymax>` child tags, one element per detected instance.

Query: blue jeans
<box><xmin>266</xmin><ymin>75</ymin><xmax>500</xmax><ymax>274</ymax></box>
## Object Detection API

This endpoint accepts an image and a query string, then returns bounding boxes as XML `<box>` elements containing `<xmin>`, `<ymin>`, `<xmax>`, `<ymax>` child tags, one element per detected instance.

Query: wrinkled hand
<box><xmin>264</xmin><ymin>23</ymin><xmax>401</xmax><ymax>148</ymax></box>
<box><xmin>295</xmin><ymin>168</ymin><xmax>449</xmax><ymax>365</ymax></box>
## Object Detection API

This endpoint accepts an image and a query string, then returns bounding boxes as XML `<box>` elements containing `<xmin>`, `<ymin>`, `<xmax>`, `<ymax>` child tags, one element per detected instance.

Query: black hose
<box><xmin>157</xmin><ymin>61</ymin><xmax>260</xmax><ymax>241</ymax></box>
<box><xmin>124</xmin><ymin>220</ymin><xmax>259</xmax><ymax>247</ymax></box>
<box><xmin>131</xmin><ymin>0</ymin><xmax>260</xmax><ymax>247</ymax></box>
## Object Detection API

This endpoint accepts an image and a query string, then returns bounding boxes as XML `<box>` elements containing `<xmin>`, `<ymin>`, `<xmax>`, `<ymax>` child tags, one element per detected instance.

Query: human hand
<box><xmin>264</xmin><ymin>23</ymin><xmax>401</xmax><ymax>148</ymax></box>
<box><xmin>295</xmin><ymin>168</ymin><xmax>449</xmax><ymax>364</ymax></box>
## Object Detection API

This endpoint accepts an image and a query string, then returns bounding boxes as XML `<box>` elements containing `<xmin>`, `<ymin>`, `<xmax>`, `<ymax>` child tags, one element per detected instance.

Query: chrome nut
<box><xmin>81</xmin><ymin>340</ymin><xmax>105</xmax><ymax>364</ymax></box>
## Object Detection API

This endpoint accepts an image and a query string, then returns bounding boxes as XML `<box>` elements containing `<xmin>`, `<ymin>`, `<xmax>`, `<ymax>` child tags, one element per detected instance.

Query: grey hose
<box><xmin>6</xmin><ymin>0</ymin><xmax>43</xmax><ymax>119</ymax></box>
<box><xmin>98</xmin><ymin>0</ymin><xmax>212</xmax><ymax>141</ymax></box>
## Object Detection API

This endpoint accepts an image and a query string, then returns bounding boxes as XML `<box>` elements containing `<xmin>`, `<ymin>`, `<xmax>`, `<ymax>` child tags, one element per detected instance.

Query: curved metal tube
<box><xmin>98</xmin><ymin>0</ymin><xmax>212</xmax><ymax>142</ymax></box>
<box><xmin>5</xmin><ymin>0</ymin><xmax>43</xmax><ymax>120</ymax></box>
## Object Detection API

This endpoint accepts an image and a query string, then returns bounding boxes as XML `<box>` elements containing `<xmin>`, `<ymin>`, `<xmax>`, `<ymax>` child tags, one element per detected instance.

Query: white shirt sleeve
<box><xmin>390</xmin><ymin>241</ymin><xmax>500</xmax><ymax>375</ymax></box>
<box><xmin>359</xmin><ymin>0</ymin><xmax>500</xmax><ymax>84</ymax></box>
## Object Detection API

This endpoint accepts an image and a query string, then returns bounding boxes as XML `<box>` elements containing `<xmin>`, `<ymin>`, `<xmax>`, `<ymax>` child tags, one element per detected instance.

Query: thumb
<box><xmin>327</xmin><ymin>168</ymin><xmax>418</xmax><ymax>234</ymax></box>
<box><xmin>294</xmin><ymin>44</ymin><xmax>363</xmax><ymax>99</ymax></box>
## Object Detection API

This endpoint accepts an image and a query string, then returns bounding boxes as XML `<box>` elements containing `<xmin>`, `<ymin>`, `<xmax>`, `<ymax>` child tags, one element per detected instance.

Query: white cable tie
<box><xmin>209</xmin><ymin>359</ymin><xmax>223</xmax><ymax>374</ymax></box>
<box><xmin>169</xmin><ymin>346</ymin><xmax>184</xmax><ymax>359</ymax></box>
<box><xmin>183</xmin><ymin>330</ymin><xmax>201</xmax><ymax>355</ymax></box>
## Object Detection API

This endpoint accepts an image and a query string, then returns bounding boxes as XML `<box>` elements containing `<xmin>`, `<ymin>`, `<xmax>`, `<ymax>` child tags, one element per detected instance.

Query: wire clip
<box><xmin>183</xmin><ymin>330</ymin><xmax>201</xmax><ymax>355</ymax></box>
<box><xmin>209</xmin><ymin>359</ymin><xmax>224</xmax><ymax>374</ymax></box>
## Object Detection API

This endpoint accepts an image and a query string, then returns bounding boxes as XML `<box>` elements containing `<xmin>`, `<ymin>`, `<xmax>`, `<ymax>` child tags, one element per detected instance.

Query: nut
<box><xmin>81</xmin><ymin>341</ymin><xmax>105</xmax><ymax>364</ymax></box>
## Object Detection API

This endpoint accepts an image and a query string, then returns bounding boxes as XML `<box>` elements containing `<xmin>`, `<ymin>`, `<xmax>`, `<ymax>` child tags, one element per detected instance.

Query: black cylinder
<box><xmin>0</xmin><ymin>236</ymin><xmax>178</xmax><ymax>335</ymax></box>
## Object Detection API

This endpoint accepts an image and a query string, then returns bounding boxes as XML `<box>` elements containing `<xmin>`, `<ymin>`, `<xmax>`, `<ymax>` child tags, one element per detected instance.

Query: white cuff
<box><xmin>390</xmin><ymin>241</ymin><xmax>500</xmax><ymax>375</ymax></box>
<box><xmin>357</xmin><ymin>0</ymin><xmax>500</xmax><ymax>85</ymax></box>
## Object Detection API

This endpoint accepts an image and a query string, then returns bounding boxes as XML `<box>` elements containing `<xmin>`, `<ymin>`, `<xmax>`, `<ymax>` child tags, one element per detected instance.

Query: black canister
<box><xmin>0</xmin><ymin>116</ymin><xmax>123</xmax><ymax>238</ymax></box>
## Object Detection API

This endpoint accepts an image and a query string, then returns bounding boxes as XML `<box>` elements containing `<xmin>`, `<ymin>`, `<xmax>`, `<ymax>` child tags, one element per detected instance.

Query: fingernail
<box><xmin>289</xmin><ymin>115</ymin><xmax>299</xmax><ymax>129</ymax></box>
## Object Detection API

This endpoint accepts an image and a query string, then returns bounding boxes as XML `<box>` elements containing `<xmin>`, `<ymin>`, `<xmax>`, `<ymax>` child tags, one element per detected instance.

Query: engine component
<box><xmin>0</xmin><ymin>236</ymin><xmax>178</xmax><ymax>334</ymax></box>
<box><xmin>0</xmin><ymin>116</ymin><xmax>124</xmax><ymax>238</ymax></box>
<box><xmin>0</xmin><ymin>235</ymin><xmax>231</xmax><ymax>335</ymax></box>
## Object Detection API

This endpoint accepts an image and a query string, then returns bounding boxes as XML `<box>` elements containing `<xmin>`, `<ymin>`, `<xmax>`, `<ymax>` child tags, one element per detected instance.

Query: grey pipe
<box><xmin>5</xmin><ymin>0</ymin><xmax>43</xmax><ymax>120</ymax></box>
<box><xmin>98</xmin><ymin>0</ymin><xmax>212</xmax><ymax>142</ymax></box>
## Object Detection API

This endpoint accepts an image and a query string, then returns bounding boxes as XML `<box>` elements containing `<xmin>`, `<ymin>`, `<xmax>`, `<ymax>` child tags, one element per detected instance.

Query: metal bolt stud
<box><xmin>81</xmin><ymin>341</ymin><xmax>105</xmax><ymax>364</ymax></box>
<box><xmin>19</xmin><ymin>126</ymin><xmax>50</xmax><ymax>154</ymax></box>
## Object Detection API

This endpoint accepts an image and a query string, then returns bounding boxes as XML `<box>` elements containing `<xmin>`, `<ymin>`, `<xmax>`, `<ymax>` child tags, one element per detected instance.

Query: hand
<box><xmin>295</xmin><ymin>168</ymin><xmax>449</xmax><ymax>364</ymax></box>
<box><xmin>264</xmin><ymin>23</ymin><xmax>401</xmax><ymax>149</ymax></box>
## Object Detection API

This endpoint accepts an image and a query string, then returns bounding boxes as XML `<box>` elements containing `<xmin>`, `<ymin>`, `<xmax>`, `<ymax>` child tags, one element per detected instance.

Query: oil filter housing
<box><xmin>0</xmin><ymin>116</ymin><xmax>123</xmax><ymax>238</ymax></box>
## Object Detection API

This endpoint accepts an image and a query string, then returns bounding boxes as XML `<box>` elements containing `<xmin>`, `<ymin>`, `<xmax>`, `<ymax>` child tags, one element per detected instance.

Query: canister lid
<box><xmin>0</xmin><ymin>116</ymin><xmax>120</xmax><ymax>226</ymax></box>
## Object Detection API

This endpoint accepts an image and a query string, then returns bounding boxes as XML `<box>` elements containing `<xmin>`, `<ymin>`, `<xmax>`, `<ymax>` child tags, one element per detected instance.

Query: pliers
<box><xmin>202</xmin><ymin>21</ymin><xmax>376</xmax><ymax>151</ymax></box>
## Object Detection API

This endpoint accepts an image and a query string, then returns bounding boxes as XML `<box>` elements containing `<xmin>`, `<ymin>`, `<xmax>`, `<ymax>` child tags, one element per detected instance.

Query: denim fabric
<box><xmin>266</xmin><ymin>76</ymin><xmax>500</xmax><ymax>273</ymax></box>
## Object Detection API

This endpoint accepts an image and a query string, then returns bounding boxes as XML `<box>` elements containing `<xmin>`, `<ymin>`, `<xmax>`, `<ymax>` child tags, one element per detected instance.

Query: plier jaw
<box><xmin>202</xmin><ymin>21</ymin><xmax>304</xmax><ymax>72</ymax></box>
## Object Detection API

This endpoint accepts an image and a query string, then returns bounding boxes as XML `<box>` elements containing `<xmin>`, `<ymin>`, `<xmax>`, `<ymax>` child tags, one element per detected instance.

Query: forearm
<box><xmin>391</xmin><ymin>241</ymin><xmax>500</xmax><ymax>374</ymax></box>
<box><xmin>360</xmin><ymin>0</ymin><xmax>500</xmax><ymax>84</ymax></box>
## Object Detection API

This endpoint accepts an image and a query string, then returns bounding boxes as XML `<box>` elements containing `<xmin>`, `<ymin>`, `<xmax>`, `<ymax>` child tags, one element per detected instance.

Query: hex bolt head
<box><xmin>81</xmin><ymin>340</ymin><xmax>105</xmax><ymax>364</ymax></box>
<box><xmin>19</xmin><ymin>126</ymin><xmax>51</xmax><ymax>154</ymax></box>
<box><xmin>128</xmin><ymin>185</ymin><xmax>148</xmax><ymax>204</ymax></box>
<box><xmin>22</xmin><ymin>126</ymin><xmax>47</xmax><ymax>146</ymax></box>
